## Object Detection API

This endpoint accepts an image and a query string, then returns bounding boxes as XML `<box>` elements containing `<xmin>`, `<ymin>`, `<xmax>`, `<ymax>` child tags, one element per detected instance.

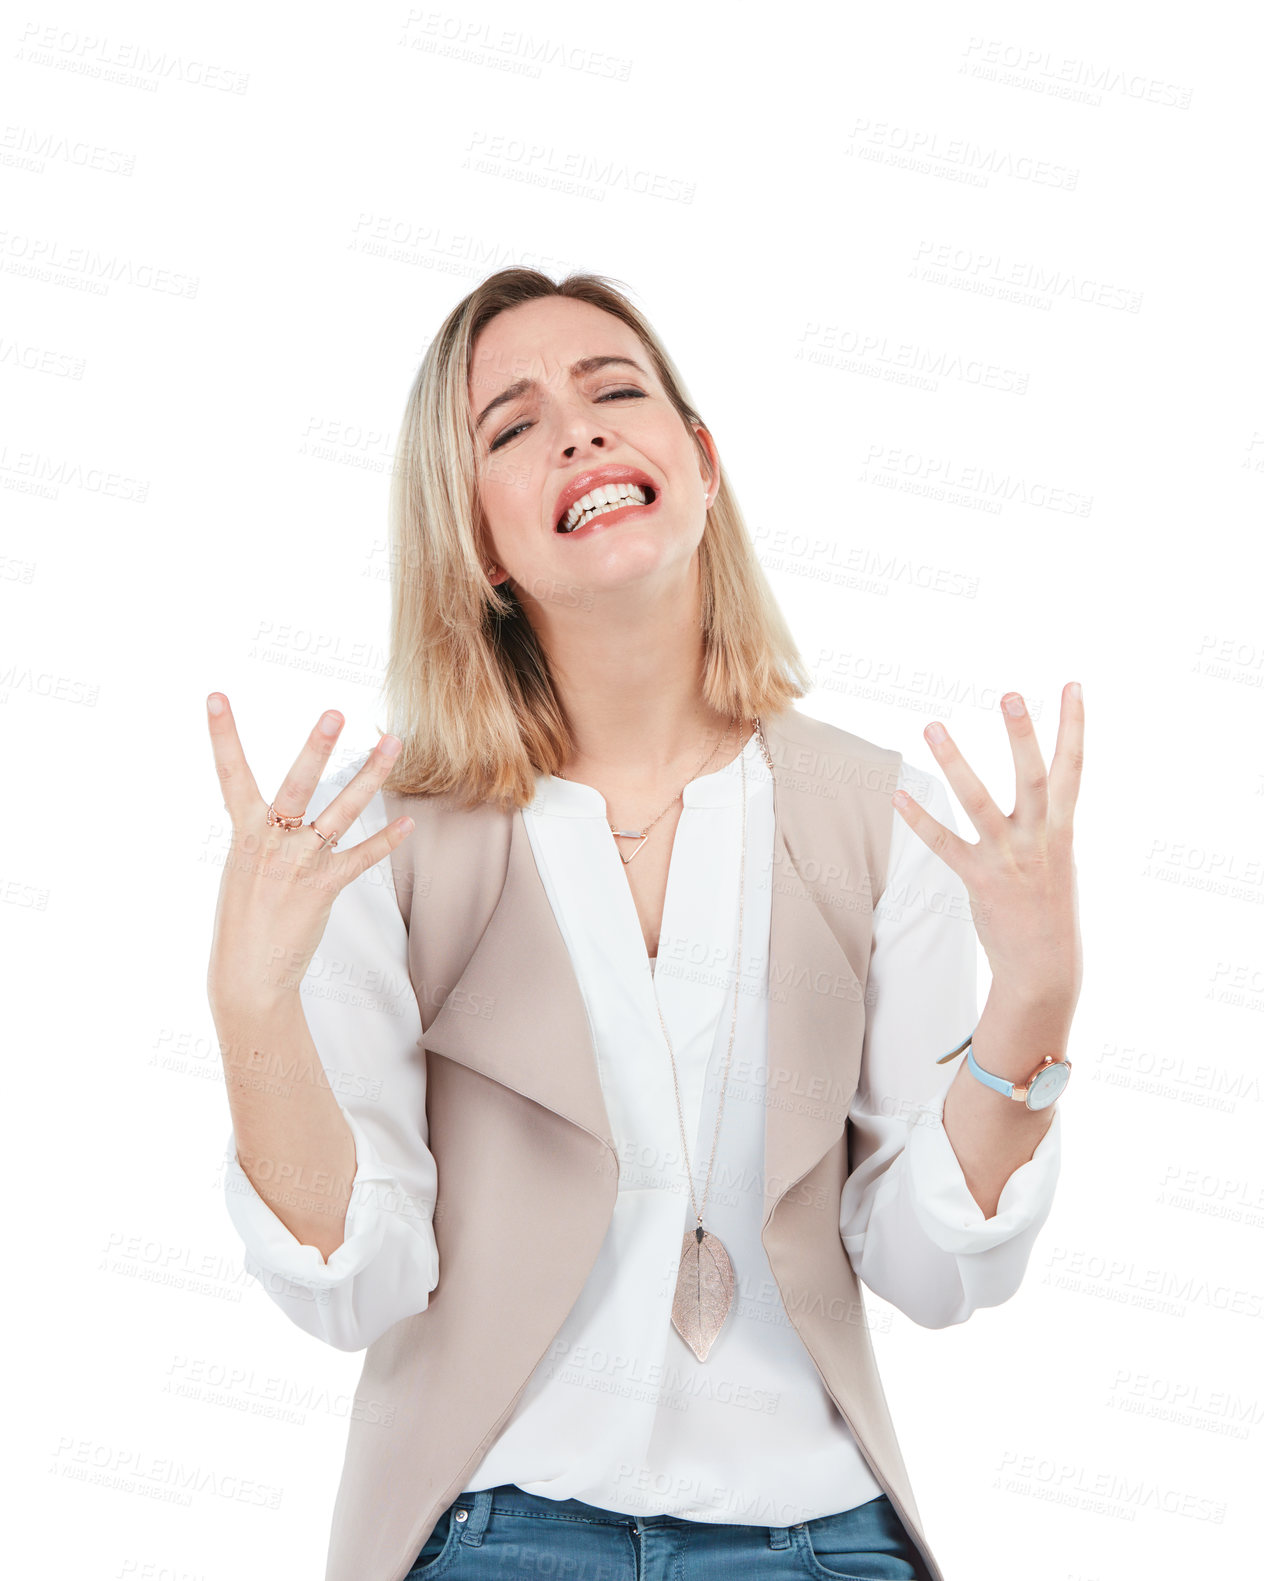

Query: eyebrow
<box><xmin>474</xmin><ymin>355</ymin><xmax>650</xmax><ymax>431</ymax></box>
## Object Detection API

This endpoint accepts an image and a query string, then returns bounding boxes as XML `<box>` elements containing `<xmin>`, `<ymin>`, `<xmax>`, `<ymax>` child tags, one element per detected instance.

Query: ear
<box><xmin>476</xmin><ymin>524</ymin><xmax>506</xmax><ymax>585</ymax></box>
<box><xmin>692</xmin><ymin>423</ymin><xmax>720</xmax><ymax>506</ymax></box>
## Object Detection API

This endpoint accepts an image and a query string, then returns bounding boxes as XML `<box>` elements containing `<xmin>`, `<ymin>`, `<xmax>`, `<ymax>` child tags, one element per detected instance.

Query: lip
<box><xmin>552</xmin><ymin>465</ymin><xmax>660</xmax><ymax>536</ymax></box>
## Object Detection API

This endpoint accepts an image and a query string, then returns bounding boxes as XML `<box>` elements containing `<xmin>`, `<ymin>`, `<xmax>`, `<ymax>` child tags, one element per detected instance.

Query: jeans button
<box><xmin>455</xmin><ymin>1510</ymin><xmax>468</xmax><ymax>1522</ymax></box>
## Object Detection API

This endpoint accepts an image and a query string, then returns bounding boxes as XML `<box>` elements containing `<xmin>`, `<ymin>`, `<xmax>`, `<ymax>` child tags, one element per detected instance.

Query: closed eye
<box><xmin>489</xmin><ymin>388</ymin><xmax>647</xmax><ymax>451</ymax></box>
<box><xmin>489</xmin><ymin>420</ymin><xmax>530</xmax><ymax>452</ymax></box>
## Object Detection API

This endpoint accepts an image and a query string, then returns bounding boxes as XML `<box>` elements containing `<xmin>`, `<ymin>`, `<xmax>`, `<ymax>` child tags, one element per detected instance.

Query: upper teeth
<box><xmin>559</xmin><ymin>482</ymin><xmax>648</xmax><ymax>532</ymax></box>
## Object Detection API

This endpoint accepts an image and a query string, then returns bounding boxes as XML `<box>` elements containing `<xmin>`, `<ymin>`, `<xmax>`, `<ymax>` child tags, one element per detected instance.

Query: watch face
<box><xmin>1027</xmin><ymin>1060</ymin><xmax>1070</xmax><ymax>1110</ymax></box>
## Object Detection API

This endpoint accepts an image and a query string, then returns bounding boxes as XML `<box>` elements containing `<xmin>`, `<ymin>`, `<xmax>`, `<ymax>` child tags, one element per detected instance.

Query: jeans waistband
<box><xmin>457</xmin><ymin>1483</ymin><xmax>797</xmax><ymax>1548</ymax></box>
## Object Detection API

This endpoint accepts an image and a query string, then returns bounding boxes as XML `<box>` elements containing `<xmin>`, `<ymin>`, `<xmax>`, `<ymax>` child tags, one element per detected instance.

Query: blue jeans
<box><xmin>405</xmin><ymin>1481</ymin><xmax>921</xmax><ymax>1579</ymax></box>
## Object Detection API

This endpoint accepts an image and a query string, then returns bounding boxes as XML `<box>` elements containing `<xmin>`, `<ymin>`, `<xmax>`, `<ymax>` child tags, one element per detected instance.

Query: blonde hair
<box><xmin>376</xmin><ymin>268</ymin><xmax>810</xmax><ymax>810</ymax></box>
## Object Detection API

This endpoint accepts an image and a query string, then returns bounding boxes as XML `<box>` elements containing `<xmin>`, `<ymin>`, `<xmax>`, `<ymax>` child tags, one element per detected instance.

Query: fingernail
<box><xmin>207</xmin><ymin>694</ymin><xmax>224</xmax><ymax>715</ymax></box>
<box><xmin>319</xmin><ymin>711</ymin><xmax>342</xmax><ymax>735</ymax></box>
<box><xmin>925</xmin><ymin>722</ymin><xmax>946</xmax><ymax>743</ymax></box>
<box><xmin>1069</xmin><ymin>681</ymin><xmax>1082</xmax><ymax>701</ymax></box>
<box><xmin>381</xmin><ymin>734</ymin><xmax>402</xmax><ymax>757</ymax></box>
<box><xmin>1003</xmin><ymin>694</ymin><xmax>1025</xmax><ymax>717</ymax></box>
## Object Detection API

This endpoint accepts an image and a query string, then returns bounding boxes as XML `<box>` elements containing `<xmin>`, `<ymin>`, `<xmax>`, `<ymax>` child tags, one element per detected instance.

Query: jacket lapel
<box><xmin>420</xmin><ymin>803</ymin><xmax>615</xmax><ymax>1149</ymax></box>
<box><xmin>761</xmin><ymin>709</ymin><xmax>868</xmax><ymax>1224</ymax></box>
<box><xmin>420</xmin><ymin>709</ymin><xmax>867</xmax><ymax>1221</ymax></box>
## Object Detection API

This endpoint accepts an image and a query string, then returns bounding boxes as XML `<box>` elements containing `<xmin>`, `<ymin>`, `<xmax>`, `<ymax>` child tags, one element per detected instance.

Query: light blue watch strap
<box><xmin>934</xmin><ymin>1031</ymin><xmax>1014</xmax><ymax>1097</ymax></box>
<box><xmin>965</xmin><ymin>1040</ymin><xmax>1015</xmax><ymax>1098</ymax></box>
<box><xmin>936</xmin><ymin>1030</ymin><xmax>1069</xmax><ymax>1110</ymax></box>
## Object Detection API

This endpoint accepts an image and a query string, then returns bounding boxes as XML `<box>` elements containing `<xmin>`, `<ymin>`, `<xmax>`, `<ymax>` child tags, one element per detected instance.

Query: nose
<box><xmin>561</xmin><ymin>435</ymin><xmax>604</xmax><ymax>459</ymax></box>
<box><xmin>557</xmin><ymin>395</ymin><xmax>608</xmax><ymax>460</ymax></box>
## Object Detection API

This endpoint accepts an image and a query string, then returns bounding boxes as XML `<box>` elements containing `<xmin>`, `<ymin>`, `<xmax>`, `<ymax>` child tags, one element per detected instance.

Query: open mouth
<box><xmin>556</xmin><ymin>482</ymin><xmax>658</xmax><ymax>534</ymax></box>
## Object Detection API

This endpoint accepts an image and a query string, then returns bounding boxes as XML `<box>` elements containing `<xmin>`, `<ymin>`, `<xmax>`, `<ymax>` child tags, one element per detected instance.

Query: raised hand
<box><xmin>892</xmin><ymin>683</ymin><xmax>1084</xmax><ymax>1027</ymax></box>
<box><xmin>204</xmin><ymin>695</ymin><xmax>415</xmax><ymax>1024</ymax></box>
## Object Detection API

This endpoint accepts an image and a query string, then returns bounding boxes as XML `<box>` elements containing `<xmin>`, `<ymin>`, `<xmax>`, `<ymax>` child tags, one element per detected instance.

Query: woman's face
<box><xmin>467</xmin><ymin>296</ymin><xmax>718</xmax><ymax>609</ymax></box>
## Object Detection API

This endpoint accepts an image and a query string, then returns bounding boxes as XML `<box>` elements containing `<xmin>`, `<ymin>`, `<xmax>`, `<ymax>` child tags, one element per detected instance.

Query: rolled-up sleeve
<box><xmin>222</xmin><ymin>767</ymin><xmax>439</xmax><ymax>1351</ymax></box>
<box><xmin>839</xmin><ymin>758</ymin><xmax>1061</xmax><ymax>1328</ymax></box>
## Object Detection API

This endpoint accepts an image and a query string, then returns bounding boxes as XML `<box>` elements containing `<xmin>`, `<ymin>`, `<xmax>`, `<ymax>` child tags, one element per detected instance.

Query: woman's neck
<box><xmin>535</xmin><ymin>554</ymin><xmax>742</xmax><ymax>786</ymax></box>
<box><xmin>558</xmin><ymin>693</ymin><xmax>737</xmax><ymax>790</ymax></box>
<box><xmin>549</xmin><ymin>628</ymin><xmax>735</xmax><ymax>792</ymax></box>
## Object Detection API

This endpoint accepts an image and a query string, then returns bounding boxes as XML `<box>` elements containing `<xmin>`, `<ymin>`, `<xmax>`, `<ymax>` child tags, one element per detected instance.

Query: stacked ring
<box><xmin>266</xmin><ymin>801</ymin><xmax>339</xmax><ymax>849</ymax></box>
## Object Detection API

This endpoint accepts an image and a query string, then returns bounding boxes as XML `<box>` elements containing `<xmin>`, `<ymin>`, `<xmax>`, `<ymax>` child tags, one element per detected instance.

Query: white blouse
<box><xmin>223</xmin><ymin>729</ymin><xmax>1060</xmax><ymax>1526</ymax></box>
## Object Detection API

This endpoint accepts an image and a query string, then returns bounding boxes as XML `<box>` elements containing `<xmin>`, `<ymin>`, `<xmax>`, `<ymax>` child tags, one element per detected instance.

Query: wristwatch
<box><xmin>936</xmin><ymin>1032</ymin><xmax>1070</xmax><ymax>1111</ymax></box>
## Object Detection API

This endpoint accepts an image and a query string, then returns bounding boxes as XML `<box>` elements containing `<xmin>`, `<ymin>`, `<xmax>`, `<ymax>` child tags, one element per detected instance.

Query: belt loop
<box><xmin>459</xmin><ymin>1488</ymin><xmax>494</xmax><ymax>1547</ymax></box>
<box><xmin>768</xmin><ymin>1524</ymin><xmax>792</xmax><ymax>1550</ymax></box>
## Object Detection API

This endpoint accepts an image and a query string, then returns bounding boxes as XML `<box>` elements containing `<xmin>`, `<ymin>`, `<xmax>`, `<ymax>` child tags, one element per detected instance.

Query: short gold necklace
<box><xmin>556</xmin><ymin>715</ymin><xmax>739</xmax><ymax>864</ymax></box>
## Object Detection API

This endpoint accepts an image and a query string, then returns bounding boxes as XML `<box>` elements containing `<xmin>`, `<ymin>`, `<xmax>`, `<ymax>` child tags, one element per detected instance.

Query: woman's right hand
<box><xmin>204</xmin><ymin>695</ymin><xmax>415</xmax><ymax>1029</ymax></box>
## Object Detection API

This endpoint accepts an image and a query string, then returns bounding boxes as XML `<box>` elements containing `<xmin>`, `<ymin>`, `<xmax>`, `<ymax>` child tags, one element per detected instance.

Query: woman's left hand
<box><xmin>892</xmin><ymin>682</ymin><xmax>1084</xmax><ymax>1024</ymax></box>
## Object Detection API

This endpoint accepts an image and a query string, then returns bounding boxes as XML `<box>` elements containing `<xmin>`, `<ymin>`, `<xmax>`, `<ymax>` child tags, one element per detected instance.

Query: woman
<box><xmin>206</xmin><ymin>269</ymin><xmax>1083</xmax><ymax>1581</ymax></box>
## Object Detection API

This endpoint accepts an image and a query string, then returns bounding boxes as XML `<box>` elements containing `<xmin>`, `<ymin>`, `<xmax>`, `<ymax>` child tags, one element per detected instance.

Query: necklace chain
<box><xmin>653</xmin><ymin>723</ymin><xmax>749</xmax><ymax>1231</ymax></box>
<box><xmin>556</xmin><ymin>715</ymin><xmax>739</xmax><ymax>855</ymax></box>
<box><xmin>555</xmin><ymin>714</ymin><xmax>776</xmax><ymax>1247</ymax></box>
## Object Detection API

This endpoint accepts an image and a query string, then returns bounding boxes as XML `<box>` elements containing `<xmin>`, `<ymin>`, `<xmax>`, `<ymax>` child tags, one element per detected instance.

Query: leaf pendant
<box><xmin>670</xmin><ymin>1226</ymin><xmax>735</xmax><ymax>1362</ymax></box>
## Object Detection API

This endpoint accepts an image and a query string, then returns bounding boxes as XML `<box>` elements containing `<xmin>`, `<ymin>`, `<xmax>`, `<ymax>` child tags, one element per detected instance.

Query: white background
<box><xmin>4</xmin><ymin>2</ymin><xmax>1262</xmax><ymax>1578</ymax></box>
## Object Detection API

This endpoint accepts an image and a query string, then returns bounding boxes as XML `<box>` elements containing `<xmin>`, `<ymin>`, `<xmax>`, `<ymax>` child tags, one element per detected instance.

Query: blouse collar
<box><xmin>527</xmin><ymin>727</ymin><xmax>770</xmax><ymax>819</ymax></box>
